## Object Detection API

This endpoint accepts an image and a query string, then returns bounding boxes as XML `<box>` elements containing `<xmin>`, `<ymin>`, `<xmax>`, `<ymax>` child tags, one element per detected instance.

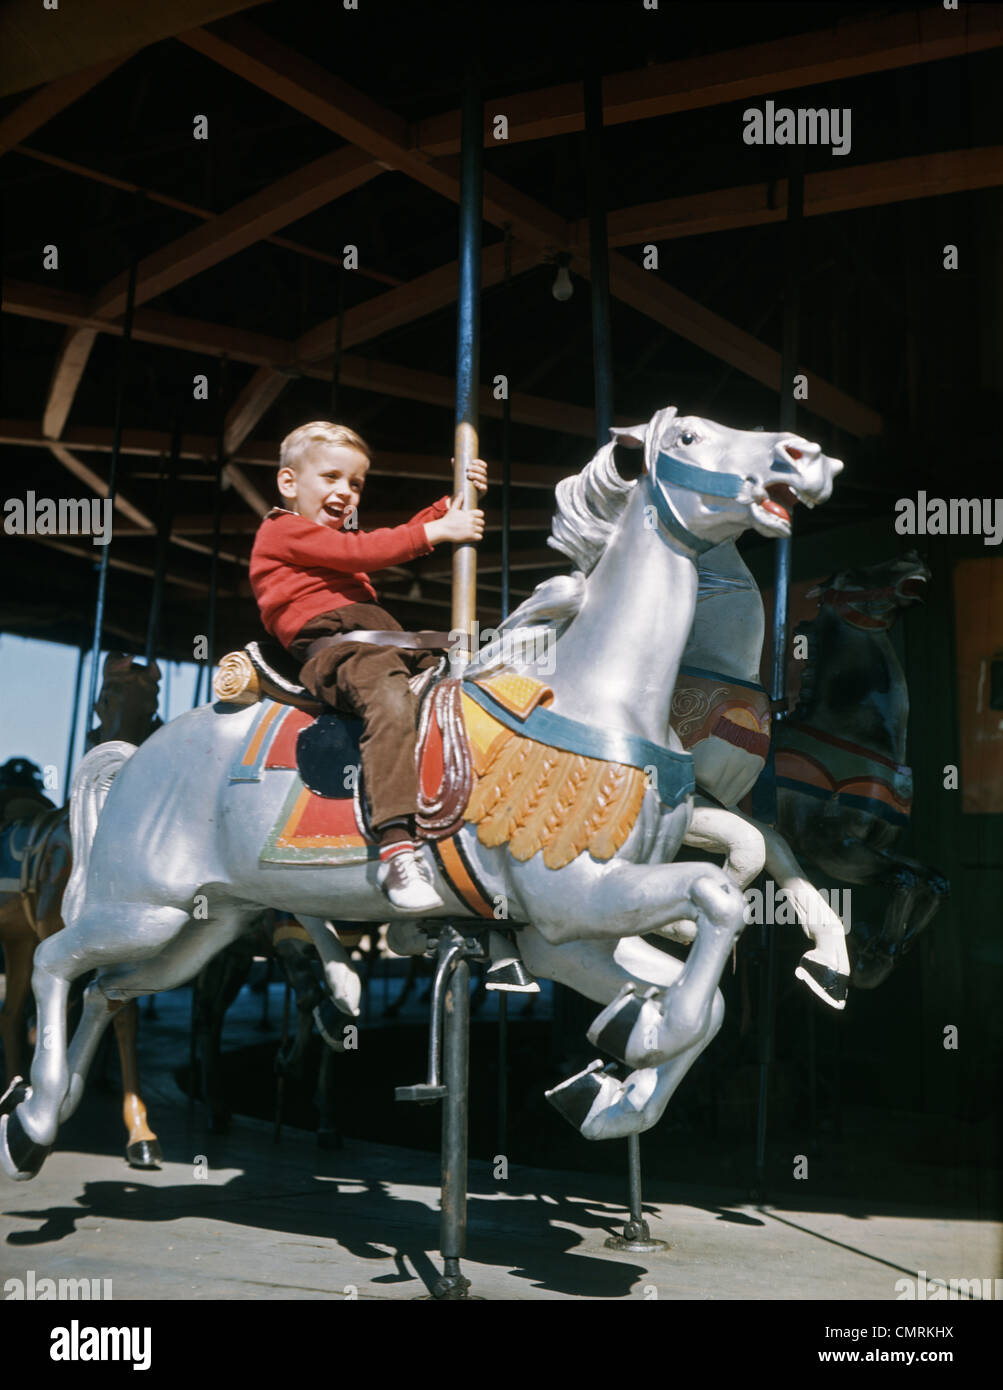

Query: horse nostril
<box><xmin>786</xmin><ymin>446</ymin><xmax>803</xmax><ymax>460</ymax></box>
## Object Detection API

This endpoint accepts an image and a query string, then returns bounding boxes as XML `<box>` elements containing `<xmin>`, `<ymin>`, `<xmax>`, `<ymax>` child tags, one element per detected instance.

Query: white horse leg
<box><xmin>656</xmin><ymin>805</ymin><xmax>765</xmax><ymax>944</ymax></box>
<box><xmin>58</xmin><ymin>982</ymin><xmax>120</xmax><ymax>1123</ymax></box>
<box><xmin>744</xmin><ymin>815</ymin><xmax>850</xmax><ymax>1008</ymax></box>
<box><xmin>295</xmin><ymin>916</ymin><xmax>362</xmax><ymax>1018</ymax></box>
<box><xmin>522</xmin><ymin>929</ymin><xmax>726</xmax><ymax>1139</ymax></box>
<box><xmin>0</xmin><ymin>902</ymin><xmax>191</xmax><ymax>1179</ymax></box>
<box><xmin>534</xmin><ymin>859</ymin><xmax>745</xmax><ymax>1067</ymax></box>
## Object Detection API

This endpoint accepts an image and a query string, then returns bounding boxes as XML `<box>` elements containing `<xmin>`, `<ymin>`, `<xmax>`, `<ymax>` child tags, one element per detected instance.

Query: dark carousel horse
<box><xmin>0</xmin><ymin>655</ymin><xmax>164</xmax><ymax>1165</ymax></box>
<box><xmin>191</xmin><ymin>911</ymin><xmax>356</xmax><ymax>1147</ymax></box>
<box><xmin>774</xmin><ymin>553</ymin><xmax>950</xmax><ymax>989</ymax></box>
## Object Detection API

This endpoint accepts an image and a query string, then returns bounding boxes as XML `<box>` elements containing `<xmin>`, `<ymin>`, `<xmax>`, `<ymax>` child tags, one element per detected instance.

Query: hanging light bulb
<box><xmin>551</xmin><ymin>254</ymin><xmax>573</xmax><ymax>302</ymax></box>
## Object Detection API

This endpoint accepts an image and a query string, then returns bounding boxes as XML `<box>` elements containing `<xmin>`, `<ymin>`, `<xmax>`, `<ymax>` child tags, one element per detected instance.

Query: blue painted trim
<box><xmin>679</xmin><ymin>664</ymin><xmax>767</xmax><ymax>693</ymax></box>
<box><xmin>775</xmin><ymin>777</ymin><xmax>911</xmax><ymax>827</ymax></box>
<box><xmin>654</xmin><ymin>451</ymin><xmax>746</xmax><ymax>499</ymax></box>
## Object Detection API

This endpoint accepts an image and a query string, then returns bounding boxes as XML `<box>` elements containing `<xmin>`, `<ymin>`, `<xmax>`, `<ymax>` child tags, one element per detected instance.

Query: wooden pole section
<box><xmin>450</xmin><ymin>58</ymin><xmax>482</xmax><ymax>676</ymax></box>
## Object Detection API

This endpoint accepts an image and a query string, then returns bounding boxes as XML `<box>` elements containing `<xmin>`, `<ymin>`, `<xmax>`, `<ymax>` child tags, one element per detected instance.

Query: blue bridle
<box><xmin>646</xmin><ymin>450</ymin><xmax>748</xmax><ymax>555</ymax></box>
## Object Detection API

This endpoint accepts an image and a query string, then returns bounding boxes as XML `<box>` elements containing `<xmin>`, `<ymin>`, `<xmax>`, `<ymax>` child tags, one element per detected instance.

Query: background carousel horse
<box><xmin>773</xmin><ymin>553</ymin><xmax>949</xmax><ymax>989</ymax></box>
<box><xmin>0</xmin><ymin>404</ymin><xmax>843</xmax><ymax>1180</ymax></box>
<box><xmin>663</xmin><ymin>539</ymin><xmax>851</xmax><ymax>1008</ymax></box>
<box><xmin>0</xmin><ymin>655</ymin><xmax>164</xmax><ymax>1167</ymax></box>
<box><xmin>191</xmin><ymin>909</ymin><xmax>361</xmax><ymax>1145</ymax></box>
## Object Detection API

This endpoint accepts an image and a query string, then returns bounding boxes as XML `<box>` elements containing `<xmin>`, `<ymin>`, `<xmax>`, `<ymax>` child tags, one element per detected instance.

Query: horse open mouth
<box><xmin>897</xmin><ymin>576</ymin><xmax>928</xmax><ymax>601</ymax></box>
<box><xmin>762</xmin><ymin>483</ymin><xmax>800</xmax><ymax>523</ymax></box>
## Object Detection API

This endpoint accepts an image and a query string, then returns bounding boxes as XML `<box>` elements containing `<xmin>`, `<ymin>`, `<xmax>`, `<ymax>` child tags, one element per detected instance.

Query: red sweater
<box><xmin>250</xmin><ymin>498</ymin><xmax>450</xmax><ymax>648</ymax></box>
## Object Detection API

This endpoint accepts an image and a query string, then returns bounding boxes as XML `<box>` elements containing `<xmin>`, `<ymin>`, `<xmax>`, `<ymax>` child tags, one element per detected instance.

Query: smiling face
<box><xmin>277</xmin><ymin>443</ymin><xmax>369</xmax><ymax>529</ymax></box>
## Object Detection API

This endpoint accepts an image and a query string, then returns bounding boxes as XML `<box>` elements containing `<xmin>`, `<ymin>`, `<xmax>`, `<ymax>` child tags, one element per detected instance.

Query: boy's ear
<box><xmin>276</xmin><ymin>465</ymin><xmax>297</xmax><ymax>500</ymax></box>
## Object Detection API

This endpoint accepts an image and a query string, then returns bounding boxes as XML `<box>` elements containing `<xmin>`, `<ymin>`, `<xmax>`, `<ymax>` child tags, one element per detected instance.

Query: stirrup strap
<box><xmin>305</xmin><ymin>630</ymin><xmax>457</xmax><ymax>660</ymax></box>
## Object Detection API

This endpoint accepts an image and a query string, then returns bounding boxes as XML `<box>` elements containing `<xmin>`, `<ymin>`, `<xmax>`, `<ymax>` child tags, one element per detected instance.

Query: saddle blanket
<box><xmin>670</xmin><ymin>665</ymin><xmax>771</xmax><ymax>762</ymax></box>
<box><xmin>775</xmin><ymin>722</ymin><xmax>913</xmax><ymax>827</ymax></box>
<box><xmin>228</xmin><ymin>672</ymin><xmax>654</xmax><ymax>879</ymax></box>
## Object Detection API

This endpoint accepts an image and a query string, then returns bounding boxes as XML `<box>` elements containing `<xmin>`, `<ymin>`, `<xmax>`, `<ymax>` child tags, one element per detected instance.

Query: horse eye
<box><xmin>680</xmin><ymin>431</ymin><xmax>697</xmax><ymax>446</ymax></box>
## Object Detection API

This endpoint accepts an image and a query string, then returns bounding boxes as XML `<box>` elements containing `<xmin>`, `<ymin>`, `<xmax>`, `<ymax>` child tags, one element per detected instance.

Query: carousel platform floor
<box><xmin>1</xmin><ymin>1067</ymin><xmax>999</xmax><ymax>1300</ymax></box>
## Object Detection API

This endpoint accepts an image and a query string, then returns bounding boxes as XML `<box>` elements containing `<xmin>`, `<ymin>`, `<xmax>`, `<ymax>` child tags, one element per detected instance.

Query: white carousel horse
<box><xmin>0</xmin><ymin>405</ymin><xmax>842</xmax><ymax>1177</ymax></box>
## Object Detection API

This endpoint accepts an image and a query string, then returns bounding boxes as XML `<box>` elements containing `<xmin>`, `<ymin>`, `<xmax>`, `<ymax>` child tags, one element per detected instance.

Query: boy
<box><xmin>249</xmin><ymin>421</ymin><xmax>485</xmax><ymax>911</ymax></box>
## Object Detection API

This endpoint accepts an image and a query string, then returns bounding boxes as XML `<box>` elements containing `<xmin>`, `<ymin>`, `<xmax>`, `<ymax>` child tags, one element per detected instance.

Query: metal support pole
<box><xmin>496</xmin><ymin>225</ymin><xmax>514</xmax><ymax>1159</ymax></box>
<box><xmin>63</xmin><ymin>642</ymin><xmax>87</xmax><ymax>795</ymax></box>
<box><xmin>585</xmin><ymin>67</ymin><xmax>666</xmax><ymax>1257</ymax></box>
<box><xmin>753</xmin><ymin>156</ymin><xmax>804</xmax><ymax>1202</ymax></box>
<box><xmin>585</xmin><ymin>72</ymin><xmax>613</xmax><ymax>448</ymax></box>
<box><xmin>331</xmin><ymin>265</ymin><xmax>344</xmax><ymax>418</ymax></box>
<box><xmin>84</xmin><ymin>206</ymin><xmax>141</xmax><ymax>740</ymax></box>
<box><xmin>450</xmin><ymin>59</ymin><xmax>482</xmax><ymax>676</ymax></box>
<box><xmin>145</xmin><ymin>402</ymin><xmax>182</xmax><ymax>665</ymax></box>
<box><xmin>204</xmin><ymin>358</ymin><xmax>228</xmax><ymax>694</ymax></box>
<box><xmin>435</xmin><ymin>957</ymin><xmax>472</xmax><ymax>1299</ymax></box>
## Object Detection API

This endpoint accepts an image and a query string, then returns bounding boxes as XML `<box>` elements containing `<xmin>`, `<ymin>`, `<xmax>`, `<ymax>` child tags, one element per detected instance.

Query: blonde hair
<box><xmin>279</xmin><ymin>421</ymin><xmax>372</xmax><ymax>473</ymax></box>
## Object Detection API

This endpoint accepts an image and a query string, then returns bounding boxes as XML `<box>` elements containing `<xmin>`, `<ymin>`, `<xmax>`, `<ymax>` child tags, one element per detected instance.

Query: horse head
<box><xmin>611</xmin><ymin>406</ymin><xmax>843</xmax><ymax>551</ymax></box>
<box><xmin>92</xmin><ymin>653</ymin><xmax>163</xmax><ymax>746</ymax></box>
<box><xmin>806</xmin><ymin>551</ymin><xmax>931</xmax><ymax>631</ymax></box>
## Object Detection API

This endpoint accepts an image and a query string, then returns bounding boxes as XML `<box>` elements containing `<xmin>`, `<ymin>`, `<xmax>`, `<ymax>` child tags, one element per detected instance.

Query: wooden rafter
<box><xmin>14</xmin><ymin>144</ymin><xmax>402</xmax><ymax>286</ymax></box>
<box><xmin>225</xmin><ymin>239</ymin><xmax>541</xmax><ymax>453</ymax></box>
<box><xmin>414</xmin><ymin>6</ymin><xmax>1003</xmax><ymax>154</ymax></box>
<box><xmin>0</xmin><ymin>421</ymin><xmax>569</xmax><ymax>489</ymax></box>
<box><xmin>180</xmin><ymin>17</ymin><xmax>881</xmax><ymax>438</ymax></box>
<box><xmin>42</xmin><ymin>147</ymin><xmax>380</xmax><ymax>445</ymax></box>
<box><xmin>0</xmin><ymin>58</ymin><xmax>127</xmax><ymax>154</ymax></box>
<box><xmin>587</xmin><ymin>147</ymin><xmax>1003</xmax><ymax>247</ymax></box>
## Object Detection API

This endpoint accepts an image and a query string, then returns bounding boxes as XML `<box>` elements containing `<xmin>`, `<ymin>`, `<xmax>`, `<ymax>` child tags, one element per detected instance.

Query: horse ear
<box><xmin>610</xmin><ymin>424</ymin><xmax>646</xmax><ymax>450</ymax></box>
<box><xmin>146</xmin><ymin>660</ymin><xmax>162</xmax><ymax>682</ymax></box>
<box><xmin>103</xmin><ymin>652</ymin><xmax>131</xmax><ymax>674</ymax></box>
<box><xmin>805</xmin><ymin>577</ymin><xmax>832</xmax><ymax>599</ymax></box>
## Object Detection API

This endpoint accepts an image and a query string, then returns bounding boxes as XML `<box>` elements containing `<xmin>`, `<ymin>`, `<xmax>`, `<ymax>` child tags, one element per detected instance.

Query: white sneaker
<box><xmin>377</xmin><ymin>848</ymin><xmax>444</xmax><ymax>911</ymax></box>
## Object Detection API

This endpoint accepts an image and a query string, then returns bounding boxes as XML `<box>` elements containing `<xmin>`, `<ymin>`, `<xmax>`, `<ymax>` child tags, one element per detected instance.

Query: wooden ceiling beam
<box><xmin>178</xmin><ymin>19</ymin><xmax>568</xmax><ymax>250</ymax></box>
<box><xmin>0</xmin><ymin>421</ymin><xmax>571</xmax><ymax>490</ymax></box>
<box><xmin>93</xmin><ymin>146</ymin><xmax>380</xmax><ymax>319</ymax></box>
<box><xmin>415</xmin><ymin>6</ymin><xmax>1003</xmax><ymax>155</ymax></box>
<box><xmin>585</xmin><ymin>251</ymin><xmax>883</xmax><ymax>437</ymax></box>
<box><xmin>225</xmin><ymin>239</ymin><xmax>542</xmax><ymax>452</ymax></box>
<box><xmin>4</xmin><ymin>281</ymin><xmax>593</xmax><ymax>436</ymax></box>
<box><xmin>588</xmin><ymin>147</ymin><xmax>1003</xmax><ymax>247</ymax></box>
<box><xmin>0</xmin><ymin>57</ymin><xmax>127</xmax><ymax>153</ymax></box>
<box><xmin>14</xmin><ymin>144</ymin><xmax>402</xmax><ymax>287</ymax></box>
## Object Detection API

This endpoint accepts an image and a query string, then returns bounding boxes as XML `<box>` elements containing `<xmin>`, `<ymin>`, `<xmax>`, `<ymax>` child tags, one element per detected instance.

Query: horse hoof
<box><xmin>126</xmin><ymin>1138</ymin><xmax>162</xmax><ymax>1169</ymax></box>
<box><xmin>586</xmin><ymin>984</ymin><xmax>663</xmax><ymax>1066</ymax></box>
<box><xmin>0</xmin><ymin>1109</ymin><xmax>51</xmax><ymax>1181</ymax></box>
<box><xmin>795</xmin><ymin>958</ymin><xmax>849</xmax><ymax>1009</ymax></box>
<box><xmin>545</xmin><ymin>1060</ymin><xmax>619</xmax><ymax>1134</ymax></box>
<box><xmin>0</xmin><ymin>1076</ymin><xmax>29</xmax><ymax>1117</ymax></box>
<box><xmin>485</xmin><ymin>956</ymin><xmax>540</xmax><ymax>993</ymax></box>
<box><xmin>313</xmin><ymin>1002</ymin><xmax>347</xmax><ymax>1051</ymax></box>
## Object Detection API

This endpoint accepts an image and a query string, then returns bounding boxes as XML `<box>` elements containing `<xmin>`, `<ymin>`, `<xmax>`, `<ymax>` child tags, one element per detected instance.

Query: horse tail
<box><xmin>63</xmin><ymin>741</ymin><xmax>137</xmax><ymax>927</ymax></box>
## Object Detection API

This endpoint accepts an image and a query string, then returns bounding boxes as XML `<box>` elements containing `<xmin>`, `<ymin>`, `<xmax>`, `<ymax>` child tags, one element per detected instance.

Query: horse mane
<box><xmin>466</xmin><ymin>438</ymin><xmax>636</xmax><ymax>679</ymax></box>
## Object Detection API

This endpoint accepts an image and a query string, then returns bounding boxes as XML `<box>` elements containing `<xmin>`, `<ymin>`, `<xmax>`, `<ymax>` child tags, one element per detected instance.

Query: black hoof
<box><xmin>313</xmin><ymin>1001</ymin><xmax>347</xmax><ymax>1051</ymax></box>
<box><xmin>126</xmin><ymin>1138</ymin><xmax>162</xmax><ymax>1169</ymax></box>
<box><xmin>1</xmin><ymin>1109</ymin><xmax>51</xmax><ymax>1180</ymax></box>
<box><xmin>586</xmin><ymin>985</ymin><xmax>656</xmax><ymax>1064</ymax></box>
<box><xmin>485</xmin><ymin>958</ymin><xmax>540</xmax><ymax>993</ymax></box>
<box><xmin>0</xmin><ymin>1076</ymin><xmax>29</xmax><ymax>1116</ymax></box>
<box><xmin>799</xmin><ymin>958</ymin><xmax>849</xmax><ymax>1005</ymax></box>
<box><xmin>545</xmin><ymin>1059</ymin><xmax>616</xmax><ymax>1131</ymax></box>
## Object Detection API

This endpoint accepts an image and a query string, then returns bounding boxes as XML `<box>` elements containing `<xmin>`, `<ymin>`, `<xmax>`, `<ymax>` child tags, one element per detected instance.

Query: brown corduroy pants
<box><xmin>288</xmin><ymin>603</ymin><xmax>438</xmax><ymax>830</ymax></box>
